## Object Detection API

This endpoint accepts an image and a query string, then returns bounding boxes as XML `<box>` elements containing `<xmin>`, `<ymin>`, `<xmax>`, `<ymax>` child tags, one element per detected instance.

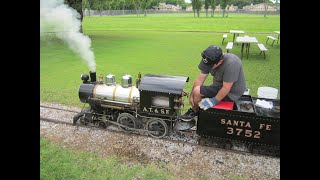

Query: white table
<box><xmin>230</xmin><ymin>30</ymin><xmax>245</xmax><ymax>43</ymax></box>
<box><xmin>236</xmin><ymin>36</ymin><xmax>258</xmax><ymax>59</ymax></box>
<box><xmin>274</xmin><ymin>31</ymin><xmax>280</xmax><ymax>45</ymax></box>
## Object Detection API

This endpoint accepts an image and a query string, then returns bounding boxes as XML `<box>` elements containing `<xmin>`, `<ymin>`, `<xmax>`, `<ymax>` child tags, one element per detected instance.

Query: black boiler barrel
<box><xmin>78</xmin><ymin>83</ymin><xmax>95</xmax><ymax>103</ymax></box>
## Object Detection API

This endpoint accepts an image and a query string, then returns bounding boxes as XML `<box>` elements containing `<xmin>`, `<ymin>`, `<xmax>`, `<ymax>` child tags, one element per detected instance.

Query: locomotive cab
<box><xmin>138</xmin><ymin>74</ymin><xmax>189</xmax><ymax>118</ymax></box>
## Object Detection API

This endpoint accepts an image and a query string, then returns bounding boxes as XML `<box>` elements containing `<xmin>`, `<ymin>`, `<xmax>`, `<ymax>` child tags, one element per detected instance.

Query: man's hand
<box><xmin>198</xmin><ymin>97</ymin><xmax>220</xmax><ymax>110</ymax></box>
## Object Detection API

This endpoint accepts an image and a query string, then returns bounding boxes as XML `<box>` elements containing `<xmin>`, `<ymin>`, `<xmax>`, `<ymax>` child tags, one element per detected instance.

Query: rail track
<box><xmin>40</xmin><ymin>105</ymin><xmax>278</xmax><ymax>157</ymax></box>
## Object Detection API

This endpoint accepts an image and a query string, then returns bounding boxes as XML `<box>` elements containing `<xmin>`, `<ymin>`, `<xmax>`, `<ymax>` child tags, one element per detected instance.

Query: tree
<box><xmin>220</xmin><ymin>0</ymin><xmax>227</xmax><ymax>18</ymax></box>
<box><xmin>193</xmin><ymin>0</ymin><xmax>202</xmax><ymax>17</ymax></box>
<box><xmin>252</xmin><ymin>0</ymin><xmax>264</xmax><ymax>4</ymax></box>
<box><xmin>164</xmin><ymin>0</ymin><xmax>185</xmax><ymax>6</ymax></box>
<box><xmin>104</xmin><ymin>0</ymin><xmax>115</xmax><ymax>15</ymax></box>
<box><xmin>82</xmin><ymin>0</ymin><xmax>93</xmax><ymax>16</ymax></box>
<box><xmin>191</xmin><ymin>0</ymin><xmax>196</xmax><ymax>17</ymax></box>
<box><xmin>150</xmin><ymin>0</ymin><xmax>161</xmax><ymax>9</ymax></box>
<box><xmin>129</xmin><ymin>0</ymin><xmax>150</xmax><ymax>17</ymax></box>
<box><xmin>65</xmin><ymin>0</ymin><xmax>83</xmax><ymax>33</ymax></box>
<box><xmin>113</xmin><ymin>0</ymin><xmax>127</xmax><ymax>14</ymax></box>
<box><xmin>91</xmin><ymin>0</ymin><xmax>107</xmax><ymax>16</ymax></box>
<box><xmin>228</xmin><ymin>0</ymin><xmax>250</xmax><ymax>9</ymax></box>
<box><xmin>141</xmin><ymin>0</ymin><xmax>152</xmax><ymax>16</ymax></box>
<box><xmin>162</xmin><ymin>0</ymin><xmax>188</xmax><ymax>9</ymax></box>
<box><xmin>263</xmin><ymin>0</ymin><xmax>273</xmax><ymax>17</ymax></box>
<box><xmin>211</xmin><ymin>0</ymin><xmax>216</xmax><ymax>17</ymax></box>
<box><xmin>204</xmin><ymin>0</ymin><xmax>210</xmax><ymax>17</ymax></box>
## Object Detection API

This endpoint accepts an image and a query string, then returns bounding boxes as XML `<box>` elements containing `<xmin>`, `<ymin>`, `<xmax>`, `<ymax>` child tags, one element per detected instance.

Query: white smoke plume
<box><xmin>40</xmin><ymin>0</ymin><xmax>96</xmax><ymax>72</ymax></box>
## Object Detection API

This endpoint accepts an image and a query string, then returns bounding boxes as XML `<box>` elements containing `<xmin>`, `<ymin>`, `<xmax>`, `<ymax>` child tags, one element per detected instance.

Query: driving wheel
<box><xmin>146</xmin><ymin>118</ymin><xmax>168</xmax><ymax>138</ymax></box>
<box><xmin>117</xmin><ymin>113</ymin><xmax>136</xmax><ymax>131</ymax></box>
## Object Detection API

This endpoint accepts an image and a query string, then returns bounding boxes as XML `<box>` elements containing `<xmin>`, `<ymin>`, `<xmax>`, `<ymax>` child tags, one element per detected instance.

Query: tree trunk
<box><xmin>263</xmin><ymin>0</ymin><xmax>269</xmax><ymax>17</ymax></box>
<box><xmin>80</xmin><ymin>12</ymin><xmax>83</xmax><ymax>33</ymax></box>
<box><xmin>88</xmin><ymin>1</ymin><xmax>91</xmax><ymax>16</ymax></box>
<box><xmin>264</xmin><ymin>4</ymin><xmax>268</xmax><ymax>17</ymax></box>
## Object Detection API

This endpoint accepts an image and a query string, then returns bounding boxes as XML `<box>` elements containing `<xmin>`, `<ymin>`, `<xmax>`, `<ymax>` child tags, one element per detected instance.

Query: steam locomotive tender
<box><xmin>73</xmin><ymin>71</ymin><xmax>280</xmax><ymax>156</ymax></box>
<box><xmin>197</xmin><ymin>95</ymin><xmax>280</xmax><ymax>156</ymax></box>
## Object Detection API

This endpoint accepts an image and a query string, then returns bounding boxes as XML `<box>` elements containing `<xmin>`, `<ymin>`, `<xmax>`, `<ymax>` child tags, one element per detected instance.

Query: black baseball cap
<box><xmin>198</xmin><ymin>45</ymin><xmax>223</xmax><ymax>73</ymax></box>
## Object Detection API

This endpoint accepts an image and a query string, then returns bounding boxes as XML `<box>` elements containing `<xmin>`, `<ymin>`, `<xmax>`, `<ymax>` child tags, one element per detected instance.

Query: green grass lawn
<box><xmin>40</xmin><ymin>13</ymin><xmax>279</xmax><ymax>179</ymax></box>
<box><xmin>40</xmin><ymin>137</ymin><xmax>173</xmax><ymax>180</ymax></box>
<box><xmin>41</xmin><ymin>13</ymin><xmax>280</xmax><ymax>107</ymax></box>
<box><xmin>83</xmin><ymin>13</ymin><xmax>279</xmax><ymax>33</ymax></box>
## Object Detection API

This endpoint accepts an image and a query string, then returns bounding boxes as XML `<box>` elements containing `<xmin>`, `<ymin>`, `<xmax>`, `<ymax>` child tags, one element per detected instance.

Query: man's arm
<box><xmin>215</xmin><ymin>61</ymin><xmax>240</xmax><ymax>101</ymax></box>
<box><xmin>215</xmin><ymin>81</ymin><xmax>233</xmax><ymax>101</ymax></box>
<box><xmin>189</xmin><ymin>72</ymin><xmax>208</xmax><ymax>106</ymax></box>
<box><xmin>192</xmin><ymin>73</ymin><xmax>208</xmax><ymax>90</ymax></box>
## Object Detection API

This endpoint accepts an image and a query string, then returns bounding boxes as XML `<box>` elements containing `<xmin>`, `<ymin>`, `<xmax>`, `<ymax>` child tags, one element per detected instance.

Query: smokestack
<box><xmin>90</xmin><ymin>71</ymin><xmax>96</xmax><ymax>82</ymax></box>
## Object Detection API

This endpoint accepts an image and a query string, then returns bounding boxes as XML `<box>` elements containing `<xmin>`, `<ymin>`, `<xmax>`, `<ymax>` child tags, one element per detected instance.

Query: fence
<box><xmin>83</xmin><ymin>9</ymin><xmax>280</xmax><ymax>17</ymax></box>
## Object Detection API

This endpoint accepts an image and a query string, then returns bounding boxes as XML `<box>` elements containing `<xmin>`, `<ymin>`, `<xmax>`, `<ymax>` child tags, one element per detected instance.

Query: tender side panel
<box><xmin>197</xmin><ymin>109</ymin><xmax>280</xmax><ymax>147</ymax></box>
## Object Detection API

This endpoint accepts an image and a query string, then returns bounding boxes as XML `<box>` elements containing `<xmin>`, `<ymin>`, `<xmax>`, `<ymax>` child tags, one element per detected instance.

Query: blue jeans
<box><xmin>200</xmin><ymin>85</ymin><xmax>233</xmax><ymax>102</ymax></box>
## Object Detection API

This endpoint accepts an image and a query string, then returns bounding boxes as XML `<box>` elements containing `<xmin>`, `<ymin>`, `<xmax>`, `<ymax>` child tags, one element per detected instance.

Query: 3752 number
<box><xmin>226</xmin><ymin>127</ymin><xmax>261</xmax><ymax>139</ymax></box>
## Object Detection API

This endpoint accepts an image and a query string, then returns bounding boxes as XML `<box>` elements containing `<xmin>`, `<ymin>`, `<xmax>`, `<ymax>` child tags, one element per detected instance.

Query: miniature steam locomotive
<box><xmin>73</xmin><ymin>71</ymin><xmax>280</xmax><ymax>155</ymax></box>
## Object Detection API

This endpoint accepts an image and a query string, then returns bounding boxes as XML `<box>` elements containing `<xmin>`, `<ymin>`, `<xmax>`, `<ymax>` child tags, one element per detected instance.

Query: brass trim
<box><xmin>101</xmin><ymin>104</ymin><xmax>124</xmax><ymax>110</ymax></box>
<box><xmin>128</xmin><ymin>86</ymin><xmax>134</xmax><ymax>103</ymax></box>
<box><xmin>112</xmin><ymin>85</ymin><xmax>119</xmax><ymax>101</ymax></box>
<box><xmin>93</xmin><ymin>84</ymin><xmax>97</xmax><ymax>98</ymax></box>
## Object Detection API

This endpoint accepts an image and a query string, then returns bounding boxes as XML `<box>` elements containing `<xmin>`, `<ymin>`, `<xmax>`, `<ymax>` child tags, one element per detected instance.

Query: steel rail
<box><xmin>40</xmin><ymin>105</ymin><xmax>81</xmax><ymax>113</ymax></box>
<box><xmin>40</xmin><ymin>105</ymin><xmax>279</xmax><ymax>158</ymax></box>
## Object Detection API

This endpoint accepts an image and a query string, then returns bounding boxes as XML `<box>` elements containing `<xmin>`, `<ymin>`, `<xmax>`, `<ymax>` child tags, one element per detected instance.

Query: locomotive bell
<box><xmin>105</xmin><ymin>74</ymin><xmax>116</xmax><ymax>86</ymax></box>
<box><xmin>121</xmin><ymin>74</ymin><xmax>132</xmax><ymax>88</ymax></box>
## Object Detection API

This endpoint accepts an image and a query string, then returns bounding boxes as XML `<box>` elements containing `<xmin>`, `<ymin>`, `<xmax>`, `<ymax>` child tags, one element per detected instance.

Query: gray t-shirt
<box><xmin>200</xmin><ymin>53</ymin><xmax>247</xmax><ymax>101</ymax></box>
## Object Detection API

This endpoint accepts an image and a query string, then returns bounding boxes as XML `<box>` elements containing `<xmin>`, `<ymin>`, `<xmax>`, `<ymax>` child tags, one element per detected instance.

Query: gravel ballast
<box><xmin>40</xmin><ymin>102</ymin><xmax>280</xmax><ymax>179</ymax></box>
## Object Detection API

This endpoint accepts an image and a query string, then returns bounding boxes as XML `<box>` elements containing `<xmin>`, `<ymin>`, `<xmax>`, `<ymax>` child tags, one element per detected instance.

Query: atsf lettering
<box><xmin>220</xmin><ymin>119</ymin><xmax>272</xmax><ymax>139</ymax></box>
<box><xmin>142</xmin><ymin>107</ymin><xmax>170</xmax><ymax>114</ymax></box>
